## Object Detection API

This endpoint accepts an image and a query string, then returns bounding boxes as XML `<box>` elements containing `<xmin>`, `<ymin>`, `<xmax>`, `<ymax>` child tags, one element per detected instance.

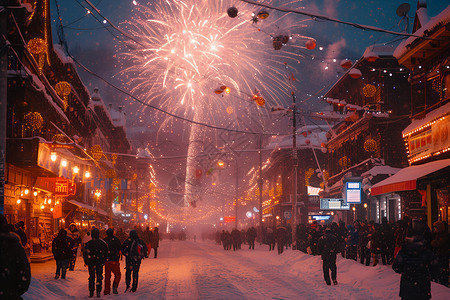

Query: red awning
<box><xmin>371</xmin><ymin>159</ymin><xmax>450</xmax><ymax>196</ymax></box>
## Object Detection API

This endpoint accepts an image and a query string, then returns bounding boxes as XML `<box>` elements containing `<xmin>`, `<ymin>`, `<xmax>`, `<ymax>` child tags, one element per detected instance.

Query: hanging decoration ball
<box><xmin>24</xmin><ymin>111</ymin><xmax>43</xmax><ymax>131</ymax></box>
<box><xmin>91</xmin><ymin>144</ymin><xmax>104</xmax><ymax>160</ymax></box>
<box><xmin>339</xmin><ymin>156</ymin><xmax>350</xmax><ymax>168</ymax></box>
<box><xmin>302</xmin><ymin>131</ymin><xmax>307</xmax><ymax>137</ymax></box>
<box><xmin>363</xmin><ymin>84</ymin><xmax>377</xmax><ymax>97</ymax></box>
<box><xmin>364</xmin><ymin>51</ymin><xmax>379</xmax><ymax>63</ymax></box>
<box><xmin>226</xmin><ymin>106</ymin><xmax>234</xmax><ymax>114</ymax></box>
<box><xmin>55</xmin><ymin>81</ymin><xmax>72</xmax><ymax>111</ymax></box>
<box><xmin>340</xmin><ymin>59</ymin><xmax>353</xmax><ymax>69</ymax></box>
<box><xmin>257</xmin><ymin>10</ymin><xmax>270</xmax><ymax>19</ymax></box>
<box><xmin>320</xmin><ymin>142</ymin><xmax>326</xmax><ymax>148</ymax></box>
<box><xmin>349</xmin><ymin>68</ymin><xmax>362</xmax><ymax>79</ymax></box>
<box><xmin>111</xmin><ymin>153</ymin><xmax>118</xmax><ymax>165</ymax></box>
<box><xmin>227</xmin><ymin>7</ymin><xmax>238</xmax><ymax>18</ymax></box>
<box><xmin>305</xmin><ymin>139</ymin><xmax>311</xmax><ymax>145</ymax></box>
<box><xmin>132</xmin><ymin>173</ymin><xmax>138</xmax><ymax>180</ymax></box>
<box><xmin>214</xmin><ymin>89</ymin><xmax>223</xmax><ymax>94</ymax></box>
<box><xmin>27</xmin><ymin>38</ymin><xmax>46</xmax><ymax>55</ymax></box>
<box><xmin>195</xmin><ymin>169</ymin><xmax>203</xmax><ymax>179</ymax></box>
<box><xmin>305</xmin><ymin>39</ymin><xmax>316</xmax><ymax>50</ymax></box>
<box><xmin>364</xmin><ymin>138</ymin><xmax>378</xmax><ymax>153</ymax></box>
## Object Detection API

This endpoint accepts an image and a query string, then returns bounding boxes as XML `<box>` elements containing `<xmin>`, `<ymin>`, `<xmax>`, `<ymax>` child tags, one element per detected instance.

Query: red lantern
<box><xmin>321</xmin><ymin>142</ymin><xmax>326</xmax><ymax>148</ymax></box>
<box><xmin>364</xmin><ymin>51</ymin><xmax>379</xmax><ymax>63</ymax></box>
<box><xmin>305</xmin><ymin>39</ymin><xmax>316</xmax><ymax>50</ymax></box>
<box><xmin>349</xmin><ymin>68</ymin><xmax>362</xmax><ymax>79</ymax></box>
<box><xmin>305</xmin><ymin>139</ymin><xmax>311</xmax><ymax>145</ymax></box>
<box><xmin>195</xmin><ymin>169</ymin><xmax>203</xmax><ymax>179</ymax></box>
<box><xmin>302</xmin><ymin>132</ymin><xmax>307</xmax><ymax>137</ymax></box>
<box><xmin>340</xmin><ymin>59</ymin><xmax>352</xmax><ymax>69</ymax></box>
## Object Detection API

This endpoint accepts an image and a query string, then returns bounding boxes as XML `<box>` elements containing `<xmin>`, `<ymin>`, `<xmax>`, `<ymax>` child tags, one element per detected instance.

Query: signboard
<box><xmin>283</xmin><ymin>210</ymin><xmax>292</xmax><ymax>220</ymax></box>
<box><xmin>310</xmin><ymin>215</ymin><xmax>332</xmax><ymax>221</ymax></box>
<box><xmin>36</xmin><ymin>177</ymin><xmax>76</xmax><ymax>196</ymax></box>
<box><xmin>320</xmin><ymin>198</ymin><xmax>350</xmax><ymax>210</ymax></box>
<box><xmin>345</xmin><ymin>181</ymin><xmax>361</xmax><ymax>204</ymax></box>
<box><xmin>407</xmin><ymin>115</ymin><xmax>450</xmax><ymax>162</ymax></box>
<box><xmin>223</xmin><ymin>216</ymin><xmax>235</xmax><ymax>223</ymax></box>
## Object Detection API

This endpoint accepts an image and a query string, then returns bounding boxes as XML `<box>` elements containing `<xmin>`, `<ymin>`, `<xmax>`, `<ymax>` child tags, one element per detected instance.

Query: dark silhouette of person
<box><xmin>83</xmin><ymin>228</ymin><xmax>109</xmax><ymax>298</ymax></box>
<box><xmin>317</xmin><ymin>227</ymin><xmax>339</xmax><ymax>285</ymax></box>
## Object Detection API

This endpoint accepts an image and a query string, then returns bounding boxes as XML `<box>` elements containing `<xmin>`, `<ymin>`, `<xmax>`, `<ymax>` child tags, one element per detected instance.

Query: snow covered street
<box><xmin>24</xmin><ymin>240</ymin><xmax>449</xmax><ymax>299</ymax></box>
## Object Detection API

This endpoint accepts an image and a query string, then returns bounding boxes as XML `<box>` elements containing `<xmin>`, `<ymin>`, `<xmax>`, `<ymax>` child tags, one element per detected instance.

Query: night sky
<box><xmin>49</xmin><ymin>0</ymin><xmax>448</xmax><ymax>136</ymax></box>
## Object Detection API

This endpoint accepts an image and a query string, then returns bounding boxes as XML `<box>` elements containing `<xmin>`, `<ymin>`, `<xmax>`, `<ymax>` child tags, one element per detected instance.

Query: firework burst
<box><xmin>120</xmin><ymin>0</ymin><xmax>309</xmax><ymax>208</ymax></box>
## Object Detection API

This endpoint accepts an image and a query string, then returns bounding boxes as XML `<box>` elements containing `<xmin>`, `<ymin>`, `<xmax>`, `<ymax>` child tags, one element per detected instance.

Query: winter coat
<box><xmin>83</xmin><ymin>232</ymin><xmax>109</xmax><ymax>266</ymax></box>
<box><xmin>345</xmin><ymin>225</ymin><xmax>359</xmax><ymax>246</ymax></box>
<box><xmin>52</xmin><ymin>229</ymin><xmax>74</xmax><ymax>261</ymax></box>
<box><xmin>392</xmin><ymin>237</ymin><xmax>438</xmax><ymax>300</ymax></box>
<box><xmin>15</xmin><ymin>227</ymin><xmax>27</xmax><ymax>247</ymax></box>
<box><xmin>247</xmin><ymin>227</ymin><xmax>257</xmax><ymax>241</ymax></box>
<box><xmin>275</xmin><ymin>227</ymin><xmax>287</xmax><ymax>245</ymax></box>
<box><xmin>103</xmin><ymin>230</ymin><xmax>122</xmax><ymax>262</ymax></box>
<box><xmin>67</xmin><ymin>224</ymin><xmax>81</xmax><ymax>248</ymax></box>
<box><xmin>0</xmin><ymin>231</ymin><xmax>31</xmax><ymax>299</ymax></box>
<box><xmin>142</xmin><ymin>229</ymin><xmax>153</xmax><ymax>245</ymax></box>
<box><xmin>121</xmin><ymin>230</ymin><xmax>148</xmax><ymax>263</ymax></box>
<box><xmin>317</xmin><ymin>231</ymin><xmax>339</xmax><ymax>261</ymax></box>
<box><xmin>152</xmin><ymin>229</ymin><xmax>160</xmax><ymax>249</ymax></box>
<box><xmin>431</xmin><ymin>221</ymin><xmax>449</xmax><ymax>258</ymax></box>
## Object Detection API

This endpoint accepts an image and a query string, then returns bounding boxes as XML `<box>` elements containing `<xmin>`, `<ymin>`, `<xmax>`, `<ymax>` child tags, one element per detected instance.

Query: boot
<box><xmin>333</xmin><ymin>280</ymin><xmax>338</xmax><ymax>285</ymax></box>
<box><xmin>125</xmin><ymin>286</ymin><xmax>130</xmax><ymax>293</ymax></box>
<box><xmin>89</xmin><ymin>291</ymin><xmax>94</xmax><ymax>298</ymax></box>
<box><xmin>54</xmin><ymin>274</ymin><xmax>60</xmax><ymax>279</ymax></box>
<box><xmin>96</xmin><ymin>285</ymin><xmax>101</xmax><ymax>298</ymax></box>
<box><xmin>113</xmin><ymin>286</ymin><xmax>118</xmax><ymax>294</ymax></box>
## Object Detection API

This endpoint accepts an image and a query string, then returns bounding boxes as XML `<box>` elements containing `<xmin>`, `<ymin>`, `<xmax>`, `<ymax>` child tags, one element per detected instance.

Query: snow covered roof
<box><xmin>109</xmin><ymin>106</ymin><xmax>126</xmax><ymax>128</ymax></box>
<box><xmin>402</xmin><ymin>101</ymin><xmax>450</xmax><ymax>136</ymax></box>
<box><xmin>394</xmin><ymin>5</ymin><xmax>450</xmax><ymax>59</ymax></box>
<box><xmin>362</xmin><ymin>43</ymin><xmax>395</xmax><ymax>58</ymax></box>
<box><xmin>361</xmin><ymin>165</ymin><xmax>401</xmax><ymax>177</ymax></box>
<box><xmin>266</xmin><ymin>125</ymin><xmax>328</xmax><ymax>150</ymax></box>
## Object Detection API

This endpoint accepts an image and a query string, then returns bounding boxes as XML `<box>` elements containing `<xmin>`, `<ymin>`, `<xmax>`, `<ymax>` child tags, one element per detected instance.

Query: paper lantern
<box><xmin>24</xmin><ymin>111</ymin><xmax>43</xmax><ymax>132</ymax></box>
<box><xmin>214</xmin><ymin>89</ymin><xmax>223</xmax><ymax>94</ymax></box>
<box><xmin>364</xmin><ymin>51</ymin><xmax>379</xmax><ymax>63</ymax></box>
<box><xmin>320</xmin><ymin>142</ymin><xmax>326</xmax><ymax>148</ymax></box>
<box><xmin>55</xmin><ymin>81</ymin><xmax>72</xmax><ymax>111</ymax></box>
<box><xmin>340</xmin><ymin>59</ymin><xmax>352</xmax><ymax>69</ymax></box>
<box><xmin>364</xmin><ymin>138</ymin><xmax>377</xmax><ymax>153</ymax></box>
<box><xmin>363</xmin><ymin>84</ymin><xmax>376</xmax><ymax>97</ymax></box>
<box><xmin>27</xmin><ymin>38</ymin><xmax>46</xmax><ymax>72</ymax></box>
<box><xmin>349</xmin><ymin>68</ymin><xmax>362</xmax><ymax>79</ymax></box>
<box><xmin>302</xmin><ymin>132</ymin><xmax>307</xmax><ymax>137</ymax></box>
<box><xmin>305</xmin><ymin>39</ymin><xmax>316</xmax><ymax>50</ymax></box>
<box><xmin>305</xmin><ymin>139</ymin><xmax>311</xmax><ymax>145</ymax></box>
<box><xmin>227</xmin><ymin>7</ymin><xmax>238</xmax><ymax>18</ymax></box>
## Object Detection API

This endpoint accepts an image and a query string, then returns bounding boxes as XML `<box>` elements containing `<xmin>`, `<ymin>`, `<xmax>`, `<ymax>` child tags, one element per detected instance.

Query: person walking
<box><xmin>247</xmin><ymin>227</ymin><xmax>257</xmax><ymax>250</ymax></box>
<box><xmin>151</xmin><ymin>227</ymin><xmax>160</xmax><ymax>258</ymax></box>
<box><xmin>14</xmin><ymin>221</ymin><xmax>27</xmax><ymax>247</ymax></box>
<box><xmin>142</xmin><ymin>227</ymin><xmax>153</xmax><ymax>257</ymax></box>
<box><xmin>67</xmin><ymin>223</ymin><xmax>81</xmax><ymax>271</ymax></box>
<box><xmin>81</xmin><ymin>231</ymin><xmax>91</xmax><ymax>253</ymax></box>
<box><xmin>83</xmin><ymin>228</ymin><xmax>109</xmax><ymax>298</ymax></box>
<box><xmin>431</xmin><ymin>220</ymin><xmax>449</xmax><ymax>287</ymax></box>
<box><xmin>392</xmin><ymin>219</ymin><xmax>438</xmax><ymax>300</ymax></box>
<box><xmin>121</xmin><ymin>229</ymin><xmax>148</xmax><ymax>293</ymax></box>
<box><xmin>345</xmin><ymin>224</ymin><xmax>358</xmax><ymax>261</ymax></box>
<box><xmin>103</xmin><ymin>228</ymin><xmax>122</xmax><ymax>295</ymax></box>
<box><xmin>275</xmin><ymin>226</ymin><xmax>287</xmax><ymax>255</ymax></box>
<box><xmin>317</xmin><ymin>227</ymin><xmax>339</xmax><ymax>285</ymax></box>
<box><xmin>51</xmin><ymin>229</ymin><xmax>74</xmax><ymax>279</ymax></box>
<box><xmin>0</xmin><ymin>214</ymin><xmax>31</xmax><ymax>299</ymax></box>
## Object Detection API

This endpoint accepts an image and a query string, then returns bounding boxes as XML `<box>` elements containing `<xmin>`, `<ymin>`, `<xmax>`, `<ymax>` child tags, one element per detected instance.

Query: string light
<box><xmin>23</xmin><ymin>111</ymin><xmax>43</xmax><ymax>132</ymax></box>
<box><xmin>54</xmin><ymin>81</ymin><xmax>71</xmax><ymax>111</ymax></box>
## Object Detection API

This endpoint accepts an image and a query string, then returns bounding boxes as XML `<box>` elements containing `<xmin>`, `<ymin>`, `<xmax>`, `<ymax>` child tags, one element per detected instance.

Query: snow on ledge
<box><xmin>402</xmin><ymin>102</ymin><xmax>450</xmax><ymax>136</ymax></box>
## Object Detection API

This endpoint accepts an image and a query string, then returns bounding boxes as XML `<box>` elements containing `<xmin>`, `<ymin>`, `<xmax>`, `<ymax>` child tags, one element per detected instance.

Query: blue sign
<box><xmin>345</xmin><ymin>181</ymin><xmax>361</xmax><ymax>204</ymax></box>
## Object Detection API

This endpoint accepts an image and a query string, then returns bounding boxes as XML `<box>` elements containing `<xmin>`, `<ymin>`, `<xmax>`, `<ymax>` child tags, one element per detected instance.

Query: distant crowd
<box><xmin>214</xmin><ymin>216</ymin><xmax>449</xmax><ymax>291</ymax></box>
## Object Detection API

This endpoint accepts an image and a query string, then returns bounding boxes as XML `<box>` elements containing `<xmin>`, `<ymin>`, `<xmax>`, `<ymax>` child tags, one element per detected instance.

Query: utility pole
<box><xmin>258</xmin><ymin>134</ymin><xmax>263</xmax><ymax>243</ymax></box>
<box><xmin>235</xmin><ymin>160</ymin><xmax>238</xmax><ymax>229</ymax></box>
<box><xmin>291</xmin><ymin>92</ymin><xmax>298</xmax><ymax>245</ymax></box>
<box><xmin>0</xmin><ymin>5</ymin><xmax>8</xmax><ymax>215</ymax></box>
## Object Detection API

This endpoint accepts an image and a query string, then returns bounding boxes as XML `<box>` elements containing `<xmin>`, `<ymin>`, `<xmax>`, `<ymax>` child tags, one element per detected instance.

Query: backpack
<box><xmin>130</xmin><ymin>240</ymin><xmax>146</xmax><ymax>261</ymax></box>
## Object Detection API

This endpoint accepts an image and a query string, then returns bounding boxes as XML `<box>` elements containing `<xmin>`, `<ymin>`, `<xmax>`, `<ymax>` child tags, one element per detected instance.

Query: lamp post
<box><xmin>94</xmin><ymin>189</ymin><xmax>101</xmax><ymax>217</ymax></box>
<box><xmin>258</xmin><ymin>134</ymin><xmax>263</xmax><ymax>243</ymax></box>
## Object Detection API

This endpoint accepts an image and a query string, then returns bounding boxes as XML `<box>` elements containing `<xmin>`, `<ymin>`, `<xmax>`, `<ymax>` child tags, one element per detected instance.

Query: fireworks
<box><xmin>119</xmin><ymin>0</ymin><xmax>309</xmax><ymax>209</ymax></box>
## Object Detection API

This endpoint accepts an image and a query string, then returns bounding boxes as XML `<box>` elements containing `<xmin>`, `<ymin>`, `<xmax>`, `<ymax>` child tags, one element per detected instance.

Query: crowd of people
<box><xmin>215</xmin><ymin>216</ymin><xmax>449</xmax><ymax>296</ymax></box>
